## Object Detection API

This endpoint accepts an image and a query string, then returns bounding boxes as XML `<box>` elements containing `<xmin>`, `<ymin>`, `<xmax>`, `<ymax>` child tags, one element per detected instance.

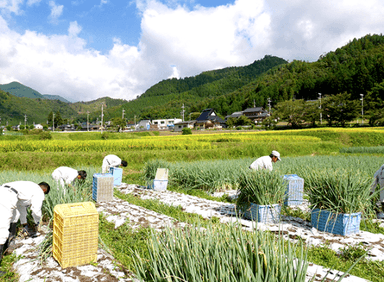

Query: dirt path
<box><xmin>9</xmin><ymin>183</ymin><xmax>378</xmax><ymax>281</ymax></box>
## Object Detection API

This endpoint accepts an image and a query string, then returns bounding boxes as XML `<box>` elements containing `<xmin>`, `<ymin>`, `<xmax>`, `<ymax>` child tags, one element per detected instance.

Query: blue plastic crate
<box><xmin>311</xmin><ymin>209</ymin><xmax>361</xmax><ymax>236</ymax></box>
<box><xmin>283</xmin><ymin>174</ymin><xmax>304</xmax><ymax>206</ymax></box>
<box><xmin>241</xmin><ymin>203</ymin><xmax>281</xmax><ymax>223</ymax></box>
<box><xmin>109</xmin><ymin>167</ymin><xmax>123</xmax><ymax>186</ymax></box>
<box><xmin>92</xmin><ymin>173</ymin><xmax>114</xmax><ymax>202</ymax></box>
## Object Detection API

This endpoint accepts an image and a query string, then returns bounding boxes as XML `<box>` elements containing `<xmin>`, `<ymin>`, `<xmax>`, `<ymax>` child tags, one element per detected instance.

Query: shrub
<box><xmin>101</xmin><ymin>132</ymin><xmax>109</xmax><ymax>140</ymax></box>
<box><xmin>39</xmin><ymin>131</ymin><xmax>52</xmax><ymax>140</ymax></box>
<box><xmin>182</xmin><ymin>128</ymin><xmax>192</xmax><ymax>135</ymax></box>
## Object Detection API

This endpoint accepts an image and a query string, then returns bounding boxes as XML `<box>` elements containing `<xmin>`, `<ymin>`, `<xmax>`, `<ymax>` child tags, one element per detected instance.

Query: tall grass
<box><xmin>306</xmin><ymin>168</ymin><xmax>375</xmax><ymax>214</ymax></box>
<box><xmin>142</xmin><ymin>155</ymin><xmax>384</xmax><ymax>194</ymax></box>
<box><xmin>236</xmin><ymin>170</ymin><xmax>287</xmax><ymax>206</ymax></box>
<box><xmin>340</xmin><ymin>146</ymin><xmax>384</xmax><ymax>154</ymax></box>
<box><xmin>133</xmin><ymin>222</ymin><xmax>309</xmax><ymax>282</ymax></box>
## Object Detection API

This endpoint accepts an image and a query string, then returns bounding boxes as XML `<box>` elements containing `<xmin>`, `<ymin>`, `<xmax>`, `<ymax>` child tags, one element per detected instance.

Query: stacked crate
<box><xmin>109</xmin><ymin>167</ymin><xmax>123</xmax><ymax>186</ymax></box>
<box><xmin>92</xmin><ymin>173</ymin><xmax>114</xmax><ymax>202</ymax></box>
<box><xmin>53</xmin><ymin>202</ymin><xmax>99</xmax><ymax>268</ymax></box>
<box><xmin>283</xmin><ymin>174</ymin><xmax>304</xmax><ymax>206</ymax></box>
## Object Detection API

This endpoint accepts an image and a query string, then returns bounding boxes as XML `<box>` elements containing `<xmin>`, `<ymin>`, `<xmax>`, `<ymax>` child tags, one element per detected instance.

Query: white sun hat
<box><xmin>271</xmin><ymin>150</ymin><xmax>281</xmax><ymax>161</ymax></box>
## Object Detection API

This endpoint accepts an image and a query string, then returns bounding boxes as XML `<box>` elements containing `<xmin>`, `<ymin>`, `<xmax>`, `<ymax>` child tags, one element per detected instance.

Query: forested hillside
<box><xmin>107</xmin><ymin>55</ymin><xmax>288</xmax><ymax>120</ymax></box>
<box><xmin>0</xmin><ymin>91</ymin><xmax>77</xmax><ymax>125</ymax></box>
<box><xmin>107</xmin><ymin>34</ymin><xmax>384</xmax><ymax>121</ymax></box>
<box><xmin>193</xmin><ymin>33</ymin><xmax>384</xmax><ymax>116</ymax></box>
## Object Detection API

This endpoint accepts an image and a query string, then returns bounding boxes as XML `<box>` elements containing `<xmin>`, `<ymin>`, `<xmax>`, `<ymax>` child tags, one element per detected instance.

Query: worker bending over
<box><xmin>52</xmin><ymin>166</ymin><xmax>87</xmax><ymax>188</ymax></box>
<box><xmin>0</xmin><ymin>181</ymin><xmax>50</xmax><ymax>276</ymax></box>
<box><xmin>102</xmin><ymin>154</ymin><xmax>127</xmax><ymax>173</ymax></box>
<box><xmin>371</xmin><ymin>164</ymin><xmax>384</xmax><ymax>219</ymax></box>
<box><xmin>249</xmin><ymin>150</ymin><xmax>281</xmax><ymax>171</ymax></box>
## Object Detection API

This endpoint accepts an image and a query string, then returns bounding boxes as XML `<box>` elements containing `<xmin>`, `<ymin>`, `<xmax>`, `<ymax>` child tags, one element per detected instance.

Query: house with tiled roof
<box><xmin>195</xmin><ymin>108</ymin><xmax>225</xmax><ymax>129</ymax></box>
<box><xmin>242</xmin><ymin>107</ymin><xmax>269</xmax><ymax>124</ymax></box>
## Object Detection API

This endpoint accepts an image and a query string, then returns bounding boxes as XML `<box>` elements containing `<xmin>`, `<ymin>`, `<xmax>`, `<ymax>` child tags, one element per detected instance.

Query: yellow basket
<box><xmin>53</xmin><ymin>202</ymin><xmax>99</xmax><ymax>268</ymax></box>
<box><xmin>52</xmin><ymin>250</ymin><xmax>97</xmax><ymax>269</ymax></box>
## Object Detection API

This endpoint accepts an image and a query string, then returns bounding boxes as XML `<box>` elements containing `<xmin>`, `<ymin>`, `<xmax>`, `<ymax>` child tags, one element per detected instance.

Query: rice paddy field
<box><xmin>1</xmin><ymin>127</ymin><xmax>384</xmax><ymax>281</ymax></box>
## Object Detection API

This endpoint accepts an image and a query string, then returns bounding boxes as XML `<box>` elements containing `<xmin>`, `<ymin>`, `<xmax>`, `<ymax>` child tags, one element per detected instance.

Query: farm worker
<box><xmin>371</xmin><ymin>164</ymin><xmax>384</xmax><ymax>218</ymax></box>
<box><xmin>249</xmin><ymin>150</ymin><xmax>281</xmax><ymax>171</ymax></box>
<box><xmin>0</xmin><ymin>181</ymin><xmax>50</xmax><ymax>275</ymax></box>
<box><xmin>102</xmin><ymin>154</ymin><xmax>128</xmax><ymax>173</ymax></box>
<box><xmin>51</xmin><ymin>166</ymin><xmax>87</xmax><ymax>188</ymax></box>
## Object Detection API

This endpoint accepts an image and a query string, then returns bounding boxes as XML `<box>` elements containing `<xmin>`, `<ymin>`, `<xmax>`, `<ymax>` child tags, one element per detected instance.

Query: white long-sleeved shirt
<box><xmin>3</xmin><ymin>181</ymin><xmax>45</xmax><ymax>225</ymax></box>
<box><xmin>102</xmin><ymin>155</ymin><xmax>122</xmax><ymax>173</ymax></box>
<box><xmin>52</xmin><ymin>166</ymin><xmax>79</xmax><ymax>188</ymax></box>
<box><xmin>249</xmin><ymin>155</ymin><xmax>273</xmax><ymax>171</ymax></box>
<box><xmin>371</xmin><ymin>164</ymin><xmax>384</xmax><ymax>202</ymax></box>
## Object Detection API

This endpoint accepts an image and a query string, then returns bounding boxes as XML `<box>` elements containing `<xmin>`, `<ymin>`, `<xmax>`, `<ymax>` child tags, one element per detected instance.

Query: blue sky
<box><xmin>0</xmin><ymin>0</ymin><xmax>383</xmax><ymax>102</ymax></box>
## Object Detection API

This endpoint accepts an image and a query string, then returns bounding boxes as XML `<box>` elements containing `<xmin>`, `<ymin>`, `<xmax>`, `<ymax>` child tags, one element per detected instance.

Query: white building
<box><xmin>152</xmin><ymin>118</ymin><xmax>182</xmax><ymax>130</ymax></box>
<box><xmin>173</xmin><ymin>121</ymin><xmax>195</xmax><ymax>132</ymax></box>
<box><xmin>34</xmin><ymin>124</ymin><xmax>44</xmax><ymax>130</ymax></box>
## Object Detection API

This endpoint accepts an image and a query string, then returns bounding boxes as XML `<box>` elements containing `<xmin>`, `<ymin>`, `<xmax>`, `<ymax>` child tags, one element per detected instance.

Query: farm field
<box><xmin>1</xmin><ymin>127</ymin><xmax>384</xmax><ymax>281</ymax></box>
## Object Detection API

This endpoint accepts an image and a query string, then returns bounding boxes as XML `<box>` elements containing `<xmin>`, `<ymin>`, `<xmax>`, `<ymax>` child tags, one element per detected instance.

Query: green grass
<box><xmin>307</xmin><ymin>244</ymin><xmax>384</xmax><ymax>282</ymax></box>
<box><xmin>0</xmin><ymin>254</ymin><xmax>19</xmax><ymax>282</ymax></box>
<box><xmin>98</xmin><ymin>215</ymin><xmax>151</xmax><ymax>272</ymax></box>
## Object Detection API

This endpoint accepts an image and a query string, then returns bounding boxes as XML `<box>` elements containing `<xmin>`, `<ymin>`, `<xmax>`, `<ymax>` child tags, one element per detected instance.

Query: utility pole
<box><xmin>360</xmin><ymin>94</ymin><xmax>364</xmax><ymax>125</ymax></box>
<box><xmin>180</xmin><ymin>104</ymin><xmax>185</xmax><ymax>122</ymax></box>
<box><xmin>318</xmin><ymin>93</ymin><xmax>322</xmax><ymax>125</ymax></box>
<box><xmin>101</xmin><ymin>104</ymin><xmax>104</xmax><ymax>133</ymax></box>
<box><xmin>24</xmin><ymin>114</ymin><xmax>27</xmax><ymax>128</ymax></box>
<box><xmin>52</xmin><ymin>113</ymin><xmax>55</xmax><ymax>131</ymax></box>
<box><xmin>267</xmin><ymin>98</ymin><xmax>271</xmax><ymax>116</ymax></box>
<box><xmin>134</xmin><ymin>115</ymin><xmax>136</xmax><ymax>130</ymax></box>
<box><xmin>253</xmin><ymin>99</ymin><xmax>256</xmax><ymax>108</ymax></box>
<box><xmin>122</xmin><ymin>109</ymin><xmax>125</xmax><ymax>119</ymax></box>
<box><xmin>87</xmin><ymin>111</ymin><xmax>90</xmax><ymax>132</ymax></box>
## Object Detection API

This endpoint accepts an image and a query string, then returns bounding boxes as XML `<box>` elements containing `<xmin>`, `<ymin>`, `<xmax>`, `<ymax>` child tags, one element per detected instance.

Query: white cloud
<box><xmin>68</xmin><ymin>21</ymin><xmax>81</xmax><ymax>37</ymax></box>
<box><xmin>0</xmin><ymin>0</ymin><xmax>24</xmax><ymax>14</ymax></box>
<box><xmin>1</xmin><ymin>0</ymin><xmax>384</xmax><ymax>102</ymax></box>
<box><xmin>26</xmin><ymin>0</ymin><xmax>41</xmax><ymax>6</ymax></box>
<box><xmin>48</xmin><ymin>0</ymin><xmax>63</xmax><ymax>23</ymax></box>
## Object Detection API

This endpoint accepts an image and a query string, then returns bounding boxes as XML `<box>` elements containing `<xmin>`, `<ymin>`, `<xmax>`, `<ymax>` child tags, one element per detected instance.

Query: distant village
<box><xmin>2</xmin><ymin>106</ymin><xmax>270</xmax><ymax>133</ymax></box>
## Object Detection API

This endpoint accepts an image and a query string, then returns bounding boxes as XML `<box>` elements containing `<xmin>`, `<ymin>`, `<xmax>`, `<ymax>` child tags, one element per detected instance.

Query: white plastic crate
<box><xmin>283</xmin><ymin>174</ymin><xmax>304</xmax><ymax>206</ymax></box>
<box><xmin>92</xmin><ymin>173</ymin><xmax>114</xmax><ymax>202</ymax></box>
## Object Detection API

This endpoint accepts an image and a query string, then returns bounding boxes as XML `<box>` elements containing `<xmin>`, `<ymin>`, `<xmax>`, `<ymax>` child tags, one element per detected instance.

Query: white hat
<box><xmin>271</xmin><ymin>150</ymin><xmax>281</xmax><ymax>161</ymax></box>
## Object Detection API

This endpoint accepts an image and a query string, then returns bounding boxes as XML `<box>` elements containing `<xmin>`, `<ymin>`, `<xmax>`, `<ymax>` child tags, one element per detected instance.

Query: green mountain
<box><xmin>0</xmin><ymin>82</ymin><xmax>45</xmax><ymax>99</ymax></box>
<box><xmin>43</xmin><ymin>94</ymin><xmax>71</xmax><ymax>103</ymax></box>
<box><xmin>0</xmin><ymin>81</ymin><xmax>71</xmax><ymax>103</ymax></box>
<box><xmin>118</xmin><ymin>33</ymin><xmax>384</xmax><ymax>121</ymax></box>
<box><xmin>104</xmin><ymin>55</ymin><xmax>288</xmax><ymax>121</ymax></box>
<box><xmin>0</xmin><ymin>91</ymin><xmax>78</xmax><ymax>126</ymax></box>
